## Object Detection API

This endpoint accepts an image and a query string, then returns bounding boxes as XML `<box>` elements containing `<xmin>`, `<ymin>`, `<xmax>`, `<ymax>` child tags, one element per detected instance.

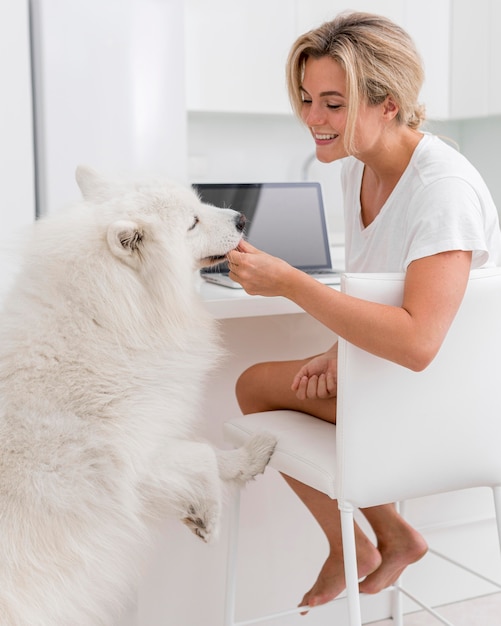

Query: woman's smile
<box><xmin>313</xmin><ymin>131</ymin><xmax>339</xmax><ymax>144</ymax></box>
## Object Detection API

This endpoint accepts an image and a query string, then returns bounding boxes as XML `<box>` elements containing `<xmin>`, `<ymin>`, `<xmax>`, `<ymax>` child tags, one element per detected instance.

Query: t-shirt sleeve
<box><xmin>404</xmin><ymin>178</ymin><xmax>490</xmax><ymax>269</ymax></box>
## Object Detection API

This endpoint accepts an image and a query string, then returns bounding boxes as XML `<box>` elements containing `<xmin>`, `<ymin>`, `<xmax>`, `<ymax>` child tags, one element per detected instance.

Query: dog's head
<box><xmin>75</xmin><ymin>166</ymin><xmax>245</xmax><ymax>272</ymax></box>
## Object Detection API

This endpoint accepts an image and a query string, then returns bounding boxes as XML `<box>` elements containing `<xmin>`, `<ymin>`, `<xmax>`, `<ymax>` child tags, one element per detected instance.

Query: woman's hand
<box><xmin>291</xmin><ymin>343</ymin><xmax>338</xmax><ymax>400</ymax></box>
<box><xmin>226</xmin><ymin>240</ymin><xmax>297</xmax><ymax>296</ymax></box>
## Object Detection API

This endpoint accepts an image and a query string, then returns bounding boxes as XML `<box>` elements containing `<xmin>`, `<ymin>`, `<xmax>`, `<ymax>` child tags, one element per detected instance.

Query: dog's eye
<box><xmin>188</xmin><ymin>216</ymin><xmax>199</xmax><ymax>231</ymax></box>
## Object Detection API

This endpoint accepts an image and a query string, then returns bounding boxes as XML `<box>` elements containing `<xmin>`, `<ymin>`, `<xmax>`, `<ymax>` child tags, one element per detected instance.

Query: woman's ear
<box><xmin>383</xmin><ymin>96</ymin><xmax>399</xmax><ymax>120</ymax></box>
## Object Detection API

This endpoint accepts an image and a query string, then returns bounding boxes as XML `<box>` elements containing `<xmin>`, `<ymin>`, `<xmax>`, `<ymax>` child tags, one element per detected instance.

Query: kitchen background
<box><xmin>2</xmin><ymin>0</ymin><xmax>501</xmax><ymax>237</ymax></box>
<box><xmin>1</xmin><ymin>1</ymin><xmax>501</xmax><ymax>624</ymax></box>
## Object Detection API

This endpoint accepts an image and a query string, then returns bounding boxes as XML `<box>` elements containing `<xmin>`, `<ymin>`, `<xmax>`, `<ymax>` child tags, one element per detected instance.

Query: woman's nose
<box><xmin>302</xmin><ymin>103</ymin><xmax>325</xmax><ymax>127</ymax></box>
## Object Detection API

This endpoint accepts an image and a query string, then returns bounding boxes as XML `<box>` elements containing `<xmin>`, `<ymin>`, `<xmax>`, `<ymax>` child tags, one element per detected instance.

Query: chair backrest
<box><xmin>336</xmin><ymin>268</ymin><xmax>501</xmax><ymax>510</ymax></box>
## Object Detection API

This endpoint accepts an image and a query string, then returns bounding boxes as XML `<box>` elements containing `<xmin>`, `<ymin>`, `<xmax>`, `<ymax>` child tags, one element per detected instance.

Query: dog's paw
<box><xmin>182</xmin><ymin>501</ymin><xmax>219</xmax><ymax>543</ymax></box>
<box><xmin>216</xmin><ymin>432</ymin><xmax>277</xmax><ymax>485</ymax></box>
<box><xmin>239</xmin><ymin>431</ymin><xmax>277</xmax><ymax>482</ymax></box>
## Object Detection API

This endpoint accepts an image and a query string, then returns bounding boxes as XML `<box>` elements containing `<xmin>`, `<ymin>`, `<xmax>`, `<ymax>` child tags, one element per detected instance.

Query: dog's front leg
<box><xmin>216</xmin><ymin>432</ymin><xmax>276</xmax><ymax>485</ymax></box>
<box><xmin>144</xmin><ymin>440</ymin><xmax>223</xmax><ymax>543</ymax></box>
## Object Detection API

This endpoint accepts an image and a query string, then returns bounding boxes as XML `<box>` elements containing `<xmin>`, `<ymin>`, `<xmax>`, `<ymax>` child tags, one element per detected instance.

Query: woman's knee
<box><xmin>236</xmin><ymin>359</ymin><xmax>308</xmax><ymax>414</ymax></box>
<box><xmin>235</xmin><ymin>362</ymin><xmax>269</xmax><ymax>413</ymax></box>
<box><xmin>236</xmin><ymin>358</ymin><xmax>338</xmax><ymax>422</ymax></box>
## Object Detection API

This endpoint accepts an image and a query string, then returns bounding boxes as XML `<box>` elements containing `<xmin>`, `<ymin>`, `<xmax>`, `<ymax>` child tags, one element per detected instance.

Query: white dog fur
<box><xmin>0</xmin><ymin>167</ymin><xmax>276</xmax><ymax>625</ymax></box>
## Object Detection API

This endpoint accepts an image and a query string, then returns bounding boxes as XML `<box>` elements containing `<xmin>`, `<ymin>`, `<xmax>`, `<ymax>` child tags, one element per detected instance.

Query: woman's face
<box><xmin>300</xmin><ymin>56</ymin><xmax>348</xmax><ymax>163</ymax></box>
<box><xmin>300</xmin><ymin>56</ymin><xmax>383</xmax><ymax>162</ymax></box>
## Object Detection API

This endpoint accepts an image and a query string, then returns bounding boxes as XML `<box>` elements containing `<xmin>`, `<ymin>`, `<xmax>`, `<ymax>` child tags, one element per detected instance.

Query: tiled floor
<box><xmin>370</xmin><ymin>592</ymin><xmax>501</xmax><ymax>625</ymax></box>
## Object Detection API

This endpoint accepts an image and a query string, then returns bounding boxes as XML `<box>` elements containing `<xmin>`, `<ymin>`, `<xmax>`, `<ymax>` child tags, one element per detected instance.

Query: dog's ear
<box><xmin>76</xmin><ymin>165</ymin><xmax>114</xmax><ymax>203</ymax></box>
<box><xmin>107</xmin><ymin>220</ymin><xmax>145</xmax><ymax>264</ymax></box>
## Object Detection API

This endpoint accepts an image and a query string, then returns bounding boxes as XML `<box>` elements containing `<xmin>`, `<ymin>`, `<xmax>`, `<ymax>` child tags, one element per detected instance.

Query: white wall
<box><xmin>30</xmin><ymin>0</ymin><xmax>187</xmax><ymax>216</ymax></box>
<box><xmin>188</xmin><ymin>112</ymin><xmax>501</xmax><ymax>241</ymax></box>
<box><xmin>187</xmin><ymin>111</ymin><xmax>346</xmax><ymax>235</ymax></box>
<box><xmin>0</xmin><ymin>0</ymin><xmax>35</xmax><ymax>300</ymax></box>
<box><xmin>454</xmin><ymin>116</ymin><xmax>501</xmax><ymax>207</ymax></box>
<box><xmin>0</xmin><ymin>0</ymin><xmax>35</xmax><ymax>230</ymax></box>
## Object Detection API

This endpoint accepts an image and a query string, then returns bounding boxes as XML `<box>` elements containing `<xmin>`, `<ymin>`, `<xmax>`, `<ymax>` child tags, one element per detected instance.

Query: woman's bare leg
<box><xmin>235</xmin><ymin>357</ymin><xmax>338</xmax><ymax>422</ymax></box>
<box><xmin>283</xmin><ymin>475</ymin><xmax>381</xmax><ymax>611</ymax></box>
<box><xmin>236</xmin><ymin>359</ymin><xmax>427</xmax><ymax>608</ymax></box>
<box><xmin>358</xmin><ymin>505</ymin><xmax>428</xmax><ymax>594</ymax></box>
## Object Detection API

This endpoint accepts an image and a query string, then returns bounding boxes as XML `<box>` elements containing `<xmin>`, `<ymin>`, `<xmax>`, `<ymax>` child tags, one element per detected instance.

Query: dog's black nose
<box><xmin>236</xmin><ymin>213</ymin><xmax>246</xmax><ymax>232</ymax></box>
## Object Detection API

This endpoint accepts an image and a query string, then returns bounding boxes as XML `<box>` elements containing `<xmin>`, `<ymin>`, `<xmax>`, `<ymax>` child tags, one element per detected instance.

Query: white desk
<box><xmin>199</xmin><ymin>279</ymin><xmax>339</xmax><ymax>319</ymax></box>
<box><xmin>199</xmin><ymin>242</ymin><xmax>346</xmax><ymax>319</ymax></box>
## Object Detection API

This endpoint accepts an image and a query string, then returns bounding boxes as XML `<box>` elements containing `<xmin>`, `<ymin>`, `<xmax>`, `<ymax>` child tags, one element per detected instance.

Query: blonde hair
<box><xmin>286</xmin><ymin>12</ymin><xmax>426</xmax><ymax>153</ymax></box>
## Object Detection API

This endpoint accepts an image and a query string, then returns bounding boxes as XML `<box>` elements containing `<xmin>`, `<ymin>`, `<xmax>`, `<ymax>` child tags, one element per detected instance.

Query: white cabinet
<box><xmin>185</xmin><ymin>0</ymin><xmax>501</xmax><ymax>120</ymax></box>
<box><xmin>185</xmin><ymin>0</ymin><xmax>295</xmax><ymax>114</ymax></box>
<box><xmin>292</xmin><ymin>1</ymin><xmax>449</xmax><ymax>121</ymax></box>
<box><xmin>455</xmin><ymin>0</ymin><xmax>501</xmax><ymax>119</ymax></box>
<box><xmin>490</xmin><ymin>1</ymin><xmax>501</xmax><ymax>114</ymax></box>
<box><xmin>394</xmin><ymin>0</ymin><xmax>500</xmax><ymax>120</ymax></box>
<box><xmin>419</xmin><ymin>0</ymin><xmax>499</xmax><ymax>120</ymax></box>
<box><xmin>184</xmin><ymin>0</ymin><xmax>404</xmax><ymax>115</ymax></box>
<box><xmin>449</xmin><ymin>0</ymin><xmax>490</xmax><ymax>119</ymax></box>
<box><xmin>401</xmin><ymin>0</ymin><xmax>450</xmax><ymax>121</ymax></box>
<box><xmin>295</xmin><ymin>0</ymin><xmax>403</xmax><ymax>33</ymax></box>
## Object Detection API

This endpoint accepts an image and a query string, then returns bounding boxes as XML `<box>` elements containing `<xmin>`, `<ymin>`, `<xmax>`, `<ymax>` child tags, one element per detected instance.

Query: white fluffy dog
<box><xmin>0</xmin><ymin>167</ymin><xmax>276</xmax><ymax>626</ymax></box>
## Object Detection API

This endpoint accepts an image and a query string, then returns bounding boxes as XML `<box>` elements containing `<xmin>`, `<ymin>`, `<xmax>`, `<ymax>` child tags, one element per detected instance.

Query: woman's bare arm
<box><xmin>227</xmin><ymin>242</ymin><xmax>472</xmax><ymax>372</ymax></box>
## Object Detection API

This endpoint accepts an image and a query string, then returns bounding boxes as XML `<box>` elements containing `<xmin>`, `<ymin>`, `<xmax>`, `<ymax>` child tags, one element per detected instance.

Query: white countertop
<box><xmin>199</xmin><ymin>279</ymin><xmax>341</xmax><ymax>319</ymax></box>
<box><xmin>200</xmin><ymin>244</ymin><xmax>345</xmax><ymax>319</ymax></box>
<box><xmin>199</xmin><ymin>281</ymin><xmax>305</xmax><ymax>319</ymax></box>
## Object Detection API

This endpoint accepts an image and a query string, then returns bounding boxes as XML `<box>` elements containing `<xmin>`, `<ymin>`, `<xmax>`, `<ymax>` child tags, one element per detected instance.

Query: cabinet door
<box><xmin>185</xmin><ymin>0</ymin><xmax>295</xmax><ymax>114</ymax></box>
<box><xmin>295</xmin><ymin>0</ymin><xmax>403</xmax><ymax>34</ymax></box>
<box><xmin>185</xmin><ymin>0</ymin><xmax>501</xmax><ymax>119</ymax></box>
<box><xmin>450</xmin><ymin>0</ymin><xmax>490</xmax><ymax>119</ymax></box>
<box><xmin>489</xmin><ymin>1</ymin><xmax>501</xmax><ymax>114</ymax></box>
<box><xmin>295</xmin><ymin>1</ymin><xmax>450</xmax><ymax>120</ymax></box>
<box><xmin>403</xmin><ymin>0</ymin><xmax>450</xmax><ymax>121</ymax></box>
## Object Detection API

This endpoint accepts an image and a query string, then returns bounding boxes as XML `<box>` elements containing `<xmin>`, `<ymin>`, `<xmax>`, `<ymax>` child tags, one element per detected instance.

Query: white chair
<box><xmin>223</xmin><ymin>269</ymin><xmax>501</xmax><ymax>626</ymax></box>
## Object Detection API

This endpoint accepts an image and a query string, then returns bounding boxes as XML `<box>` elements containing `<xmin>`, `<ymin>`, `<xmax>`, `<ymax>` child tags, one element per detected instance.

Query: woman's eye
<box><xmin>301</xmin><ymin>99</ymin><xmax>342</xmax><ymax>110</ymax></box>
<box><xmin>188</xmin><ymin>217</ymin><xmax>199</xmax><ymax>231</ymax></box>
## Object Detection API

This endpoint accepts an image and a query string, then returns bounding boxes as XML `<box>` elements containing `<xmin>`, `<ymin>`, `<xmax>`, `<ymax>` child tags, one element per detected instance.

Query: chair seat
<box><xmin>223</xmin><ymin>410</ymin><xmax>337</xmax><ymax>498</ymax></box>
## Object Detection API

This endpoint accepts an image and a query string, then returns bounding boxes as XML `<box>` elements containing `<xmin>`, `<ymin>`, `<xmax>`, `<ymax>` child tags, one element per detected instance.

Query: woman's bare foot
<box><xmin>359</xmin><ymin>519</ymin><xmax>428</xmax><ymax>594</ymax></box>
<box><xmin>298</xmin><ymin>515</ymin><xmax>428</xmax><ymax>612</ymax></box>
<box><xmin>298</xmin><ymin>541</ymin><xmax>382</xmax><ymax>613</ymax></box>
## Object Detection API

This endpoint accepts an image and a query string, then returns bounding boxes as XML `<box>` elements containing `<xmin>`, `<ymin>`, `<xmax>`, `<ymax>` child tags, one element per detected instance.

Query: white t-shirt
<box><xmin>342</xmin><ymin>133</ymin><xmax>501</xmax><ymax>272</ymax></box>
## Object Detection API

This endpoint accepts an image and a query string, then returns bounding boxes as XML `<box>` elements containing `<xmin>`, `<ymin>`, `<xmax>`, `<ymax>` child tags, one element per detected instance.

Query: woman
<box><xmin>226</xmin><ymin>12</ymin><xmax>501</xmax><ymax>612</ymax></box>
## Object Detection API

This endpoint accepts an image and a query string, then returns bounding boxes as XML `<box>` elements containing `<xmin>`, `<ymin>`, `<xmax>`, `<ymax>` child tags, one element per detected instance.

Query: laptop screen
<box><xmin>193</xmin><ymin>182</ymin><xmax>332</xmax><ymax>273</ymax></box>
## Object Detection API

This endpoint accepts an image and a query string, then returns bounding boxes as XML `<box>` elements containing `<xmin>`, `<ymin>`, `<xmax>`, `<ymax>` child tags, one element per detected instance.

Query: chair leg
<box><xmin>340</xmin><ymin>505</ymin><xmax>363</xmax><ymax>626</ymax></box>
<box><xmin>224</xmin><ymin>485</ymin><xmax>241</xmax><ymax>626</ymax></box>
<box><xmin>493</xmin><ymin>486</ymin><xmax>501</xmax><ymax>556</ymax></box>
<box><xmin>391</xmin><ymin>501</ymin><xmax>405</xmax><ymax>626</ymax></box>
<box><xmin>391</xmin><ymin>586</ymin><xmax>404</xmax><ymax>626</ymax></box>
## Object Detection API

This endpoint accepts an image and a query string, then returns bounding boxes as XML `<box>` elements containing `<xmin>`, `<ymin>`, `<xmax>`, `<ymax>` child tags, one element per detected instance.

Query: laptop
<box><xmin>193</xmin><ymin>182</ymin><xmax>342</xmax><ymax>288</ymax></box>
